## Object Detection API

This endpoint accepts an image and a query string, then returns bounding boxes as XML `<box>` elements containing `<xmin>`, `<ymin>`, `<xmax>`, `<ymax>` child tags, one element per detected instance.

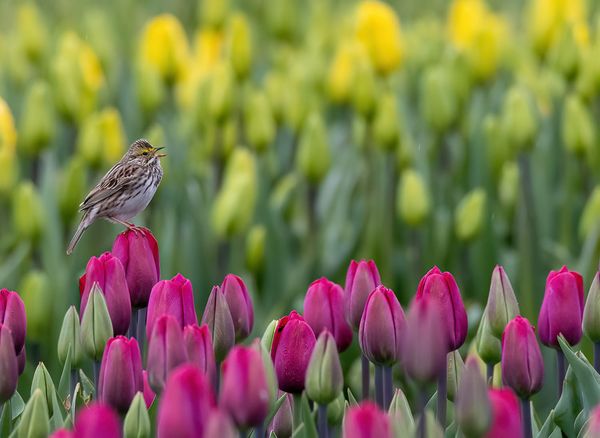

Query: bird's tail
<box><xmin>66</xmin><ymin>212</ymin><xmax>92</xmax><ymax>255</ymax></box>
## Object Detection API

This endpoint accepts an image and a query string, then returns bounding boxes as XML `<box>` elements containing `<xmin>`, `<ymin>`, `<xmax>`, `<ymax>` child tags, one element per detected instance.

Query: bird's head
<box><xmin>126</xmin><ymin>139</ymin><xmax>166</xmax><ymax>162</ymax></box>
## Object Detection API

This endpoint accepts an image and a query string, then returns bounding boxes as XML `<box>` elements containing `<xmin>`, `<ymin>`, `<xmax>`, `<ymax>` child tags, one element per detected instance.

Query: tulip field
<box><xmin>4</xmin><ymin>0</ymin><xmax>600</xmax><ymax>436</ymax></box>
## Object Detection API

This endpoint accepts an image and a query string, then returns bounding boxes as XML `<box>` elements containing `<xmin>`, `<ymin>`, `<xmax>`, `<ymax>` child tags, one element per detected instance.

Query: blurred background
<box><xmin>1</xmin><ymin>0</ymin><xmax>600</xmax><ymax>401</ymax></box>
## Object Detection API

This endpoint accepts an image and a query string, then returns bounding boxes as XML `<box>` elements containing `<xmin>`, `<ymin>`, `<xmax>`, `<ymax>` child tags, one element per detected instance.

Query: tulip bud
<box><xmin>123</xmin><ymin>392</ymin><xmax>151</xmax><ymax>438</ymax></box>
<box><xmin>343</xmin><ymin>401</ymin><xmax>393</xmax><ymax>438</ymax></box>
<box><xmin>359</xmin><ymin>286</ymin><xmax>405</xmax><ymax>365</ymax></box>
<box><xmin>183</xmin><ymin>324</ymin><xmax>216</xmax><ymax>385</ymax></box>
<box><xmin>499</xmin><ymin>86</ymin><xmax>537</xmax><ymax>152</ymax></box>
<box><xmin>402</xmin><ymin>298</ymin><xmax>447</xmax><ymax>383</ymax></box>
<box><xmin>269</xmin><ymin>392</ymin><xmax>293</xmax><ymax>438</ymax></box>
<box><xmin>57</xmin><ymin>306</ymin><xmax>83</xmax><ymax>368</ymax></box>
<box><xmin>157</xmin><ymin>365</ymin><xmax>216</xmax><ymax>437</ymax></box>
<box><xmin>305</xmin><ymin>331</ymin><xmax>343</xmax><ymax>405</ymax></box>
<box><xmin>563</xmin><ymin>94</ymin><xmax>596</xmax><ymax>157</ymax></box>
<box><xmin>271</xmin><ymin>311</ymin><xmax>317</xmax><ymax>393</ymax></box>
<box><xmin>538</xmin><ymin>266</ymin><xmax>584</xmax><ymax>348</ymax></box>
<box><xmin>0</xmin><ymin>324</ymin><xmax>18</xmax><ymax>404</ymax></box>
<box><xmin>200</xmin><ymin>0</ymin><xmax>229</xmax><ymax>28</ymax></box>
<box><xmin>17</xmin><ymin>347</ymin><xmax>26</xmax><ymax>376</ymax></box>
<box><xmin>261</xmin><ymin>319</ymin><xmax>278</xmax><ymax>352</ymax></box>
<box><xmin>31</xmin><ymin>362</ymin><xmax>58</xmax><ymax>417</ymax></box>
<box><xmin>205</xmin><ymin>409</ymin><xmax>237</xmax><ymax>438</ymax></box>
<box><xmin>18</xmin><ymin>388</ymin><xmax>50</xmax><ymax>438</ymax></box>
<box><xmin>147</xmin><ymin>315</ymin><xmax>187</xmax><ymax>393</ymax></box>
<box><xmin>501</xmin><ymin>316</ymin><xmax>544</xmax><ymax>398</ymax></box>
<box><xmin>49</xmin><ymin>429</ymin><xmax>72</xmax><ymax>438</ymax></box>
<box><xmin>415</xmin><ymin>266</ymin><xmax>467</xmax><ymax>351</ymax></box>
<box><xmin>19</xmin><ymin>271</ymin><xmax>50</xmax><ymax>345</ymax></box>
<box><xmin>388</xmin><ymin>388</ymin><xmax>414</xmax><ymax>437</ymax></box>
<box><xmin>142</xmin><ymin>370</ymin><xmax>155</xmax><ymax>408</ymax></box>
<box><xmin>135</xmin><ymin>62</ymin><xmax>165</xmax><ymax>116</ymax></box>
<box><xmin>201</xmin><ymin>286</ymin><xmax>235</xmax><ymax>362</ymax></box>
<box><xmin>80</xmin><ymin>283</ymin><xmax>114</xmax><ymax>361</ymax></box>
<box><xmin>207</xmin><ymin>62</ymin><xmax>234</xmax><ymax>122</ymax></box>
<box><xmin>456</xmin><ymin>356</ymin><xmax>492</xmax><ymax>437</ymax></box>
<box><xmin>485</xmin><ymin>265</ymin><xmax>520</xmax><ymax>338</ymax></box>
<box><xmin>304</xmin><ymin>278</ymin><xmax>353</xmax><ymax>352</ymax></box>
<box><xmin>475</xmin><ymin>311</ymin><xmax>502</xmax><ymax>365</ymax></box>
<box><xmin>580</xmin><ymin>187</ymin><xmax>600</xmax><ymax>240</ymax></box>
<box><xmin>0</xmin><ymin>147</ymin><xmax>18</xmax><ymax>196</ymax></box>
<box><xmin>327</xmin><ymin>42</ymin><xmax>359</xmax><ymax>104</ymax></box>
<box><xmin>112</xmin><ymin>228</ymin><xmax>160</xmax><ymax>309</ymax></box>
<box><xmin>487</xmin><ymin>388</ymin><xmax>522</xmax><ymax>436</ymax></box>
<box><xmin>0</xmin><ymin>289</ymin><xmax>27</xmax><ymax>353</ymax></box>
<box><xmin>455</xmin><ymin>188</ymin><xmax>486</xmax><ymax>241</ymax></box>
<box><xmin>397</xmin><ymin>169</ymin><xmax>430</xmax><ymax>227</ymax></box>
<box><xmin>12</xmin><ymin>181</ymin><xmax>44</xmax><ymax>241</ymax></box>
<box><xmin>18</xmin><ymin>81</ymin><xmax>56</xmax><ymax>156</ymax></box>
<box><xmin>0</xmin><ymin>98</ymin><xmax>17</xmax><ymax>152</ymax></box>
<box><xmin>351</xmin><ymin>54</ymin><xmax>378</xmax><ymax>117</ymax></box>
<box><xmin>227</xmin><ymin>13</ymin><xmax>252</xmax><ymax>80</ymax></box>
<box><xmin>221</xmin><ymin>274</ymin><xmax>254</xmax><ymax>342</ymax></box>
<box><xmin>373</xmin><ymin>93</ymin><xmax>400</xmax><ymax>150</ymax></box>
<box><xmin>296</xmin><ymin>112</ymin><xmax>331</xmax><ymax>184</ymax></box>
<box><xmin>244</xmin><ymin>89</ymin><xmax>275</xmax><ymax>152</ymax></box>
<box><xmin>80</xmin><ymin>253</ymin><xmax>131</xmax><ymax>336</ymax></box>
<box><xmin>345</xmin><ymin>259</ymin><xmax>382</xmax><ymax>330</ymax></box>
<box><xmin>17</xmin><ymin>3</ymin><xmax>47</xmax><ymax>61</ymax></box>
<box><xmin>584</xmin><ymin>272</ymin><xmax>600</xmax><ymax>342</ymax></box>
<box><xmin>498</xmin><ymin>161</ymin><xmax>519</xmax><ymax>210</ymax></box>
<box><xmin>74</xmin><ymin>403</ymin><xmax>121</xmax><ymax>437</ymax></box>
<box><xmin>59</xmin><ymin>157</ymin><xmax>87</xmax><ymax>221</ymax></box>
<box><xmin>447</xmin><ymin>350</ymin><xmax>464</xmax><ymax>402</ymax></box>
<box><xmin>421</xmin><ymin>65</ymin><xmax>457</xmax><ymax>133</ymax></box>
<box><xmin>146</xmin><ymin>273</ymin><xmax>198</xmax><ymax>340</ymax></box>
<box><xmin>246</xmin><ymin>224</ymin><xmax>266</xmax><ymax>272</ymax></box>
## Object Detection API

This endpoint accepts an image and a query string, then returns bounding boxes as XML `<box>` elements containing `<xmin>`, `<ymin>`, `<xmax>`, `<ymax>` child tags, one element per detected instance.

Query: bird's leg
<box><xmin>109</xmin><ymin>217</ymin><xmax>143</xmax><ymax>235</ymax></box>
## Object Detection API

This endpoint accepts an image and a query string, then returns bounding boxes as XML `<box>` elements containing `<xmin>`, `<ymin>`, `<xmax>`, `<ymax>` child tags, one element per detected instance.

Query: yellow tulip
<box><xmin>0</xmin><ymin>97</ymin><xmax>17</xmax><ymax>152</ymax></box>
<box><xmin>0</xmin><ymin>148</ymin><xmax>18</xmax><ymax>196</ymax></box>
<box><xmin>529</xmin><ymin>0</ymin><xmax>588</xmax><ymax>54</ymax></box>
<box><xmin>227</xmin><ymin>13</ymin><xmax>252</xmax><ymax>80</ymax></box>
<box><xmin>327</xmin><ymin>41</ymin><xmax>363</xmax><ymax>104</ymax></box>
<box><xmin>17</xmin><ymin>2</ymin><xmax>47</xmax><ymax>62</ymax></box>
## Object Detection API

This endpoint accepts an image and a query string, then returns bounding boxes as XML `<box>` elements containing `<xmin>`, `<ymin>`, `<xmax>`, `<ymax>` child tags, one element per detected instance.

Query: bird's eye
<box><xmin>142</xmin><ymin>151</ymin><xmax>148</xmax><ymax>156</ymax></box>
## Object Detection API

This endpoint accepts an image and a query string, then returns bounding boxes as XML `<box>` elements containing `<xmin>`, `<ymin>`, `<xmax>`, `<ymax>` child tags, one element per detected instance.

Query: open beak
<box><xmin>154</xmin><ymin>147</ymin><xmax>167</xmax><ymax>158</ymax></box>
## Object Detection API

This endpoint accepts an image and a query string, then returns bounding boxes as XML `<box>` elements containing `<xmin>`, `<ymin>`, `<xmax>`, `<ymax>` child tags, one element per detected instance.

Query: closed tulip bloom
<box><xmin>486</xmin><ymin>388</ymin><xmax>522</xmax><ymax>438</ymax></box>
<box><xmin>415</xmin><ymin>266</ymin><xmax>468</xmax><ymax>351</ymax></box>
<box><xmin>183</xmin><ymin>324</ymin><xmax>216</xmax><ymax>385</ymax></box>
<box><xmin>269</xmin><ymin>393</ymin><xmax>293</xmax><ymax>438</ymax></box>
<box><xmin>485</xmin><ymin>265</ymin><xmax>520</xmax><ymax>338</ymax></box>
<box><xmin>305</xmin><ymin>330</ymin><xmax>344</xmax><ymax>404</ymax></box>
<box><xmin>221</xmin><ymin>274</ymin><xmax>254</xmax><ymax>341</ymax></box>
<box><xmin>456</xmin><ymin>356</ymin><xmax>492</xmax><ymax>438</ymax></box>
<box><xmin>585</xmin><ymin>405</ymin><xmax>600</xmax><ymax>438</ymax></box>
<box><xmin>220</xmin><ymin>345</ymin><xmax>270</xmax><ymax>428</ymax></box>
<box><xmin>112</xmin><ymin>228</ymin><xmax>160</xmax><ymax>308</ymax></box>
<box><xmin>538</xmin><ymin>266</ymin><xmax>584</xmax><ymax>347</ymax></box>
<box><xmin>501</xmin><ymin>316</ymin><xmax>544</xmax><ymax>398</ymax></box>
<box><xmin>99</xmin><ymin>336</ymin><xmax>143</xmax><ymax>414</ymax></box>
<box><xmin>17</xmin><ymin>346</ymin><xmax>26</xmax><ymax>376</ymax></box>
<box><xmin>402</xmin><ymin>298</ymin><xmax>447</xmax><ymax>383</ymax></box>
<box><xmin>79</xmin><ymin>252</ymin><xmax>131</xmax><ymax>335</ymax></box>
<box><xmin>142</xmin><ymin>370</ymin><xmax>155</xmax><ymax>408</ymax></box>
<box><xmin>146</xmin><ymin>273</ymin><xmax>198</xmax><ymax>339</ymax></box>
<box><xmin>201</xmin><ymin>286</ymin><xmax>235</xmax><ymax>362</ymax></box>
<box><xmin>204</xmin><ymin>409</ymin><xmax>236</xmax><ymax>438</ymax></box>
<box><xmin>74</xmin><ymin>403</ymin><xmax>122</xmax><ymax>438</ymax></box>
<box><xmin>157</xmin><ymin>365</ymin><xmax>216</xmax><ymax>438</ymax></box>
<box><xmin>147</xmin><ymin>315</ymin><xmax>188</xmax><ymax>393</ymax></box>
<box><xmin>345</xmin><ymin>260</ymin><xmax>381</xmax><ymax>330</ymax></box>
<box><xmin>50</xmin><ymin>429</ymin><xmax>73</xmax><ymax>438</ymax></box>
<box><xmin>271</xmin><ymin>311</ymin><xmax>317</xmax><ymax>393</ymax></box>
<box><xmin>359</xmin><ymin>286</ymin><xmax>405</xmax><ymax>365</ymax></box>
<box><xmin>0</xmin><ymin>289</ymin><xmax>26</xmax><ymax>353</ymax></box>
<box><xmin>583</xmin><ymin>272</ymin><xmax>600</xmax><ymax>342</ymax></box>
<box><xmin>304</xmin><ymin>278</ymin><xmax>353</xmax><ymax>351</ymax></box>
<box><xmin>0</xmin><ymin>324</ymin><xmax>18</xmax><ymax>404</ymax></box>
<box><xmin>342</xmin><ymin>401</ymin><xmax>393</xmax><ymax>438</ymax></box>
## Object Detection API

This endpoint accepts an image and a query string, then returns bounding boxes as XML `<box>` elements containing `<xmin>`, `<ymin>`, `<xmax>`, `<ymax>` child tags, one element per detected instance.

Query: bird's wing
<box><xmin>79</xmin><ymin>164</ymin><xmax>142</xmax><ymax>212</ymax></box>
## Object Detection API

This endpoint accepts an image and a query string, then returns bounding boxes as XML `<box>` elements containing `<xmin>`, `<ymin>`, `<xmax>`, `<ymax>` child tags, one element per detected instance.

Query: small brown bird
<box><xmin>66</xmin><ymin>139</ymin><xmax>165</xmax><ymax>255</ymax></box>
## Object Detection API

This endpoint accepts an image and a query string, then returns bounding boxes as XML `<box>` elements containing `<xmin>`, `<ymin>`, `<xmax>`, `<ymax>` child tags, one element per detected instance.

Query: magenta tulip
<box><xmin>415</xmin><ymin>266</ymin><xmax>467</xmax><ymax>351</ymax></box>
<box><xmin>501</xmin><ymin>316</ymin><xmax>544</xmax><ymax>398</ymax></box>
<box><xmin>147</xmin><ymin>314</ymin><xmax>188</xmax><ymax>392</ymax></box>
<box><xmin>73</xmin><ymin>403</ymin><xmax>122</xmax><ymax>438</ymax></box>
<box><xmin>271</xmin><ymin>311</ymin><xmax>317</xmax><ymax>393</ymax></box>
<box><xmin>146</xmin><ymin>273</ymin><xmax>198</xmax><ymax>339</ymax></box>
<box><xmin>220</xmin><ymin>345</ymin><xmax>270</xmax><ymax>428</ymax></box>
<box><xmin>221</xmin><ymin>274</ymin><xmax>254</xmax><ymax>341</ymax></box>
<box><xmin>183</xmin><ymin>324</ymin><xmax>216</xmax><ymax>386</ymax></box>
<box><xmin>204</xmin><ymin>409</ymin><xmax>236</xmax><ymax>438</ymax></box>
<box><xmin>157</xmin><ymin>364</ymin><xmax>216</xmax><ymax>438</ymax></box>
<box><xmin>50</xmin><ymin>429</ymin><xmax>73</xmax><ymax>438</ymax></box>
<box><xmin>0</xmin><ymin>289</ymin><xmax>26</xmax><ymax>353</ymax></box>
<box><xmin>79</xmin><ymin>252</ymin><xmax>131</xmax><ymax>335</ymax></box>
<box><xmin>112</xmin><ymin>228</ymin><xmax>160</xmax><ymax>308</ymax></box>
<box><xmin>486</xmin><ymin>388</ymin><xmax>522</xmax><ymax>438</ymax></box>
<box><xmin>342</xmin><ymin>401</ymin><xmax>393</xmax><ymax>438</ymax></box>
<box><xmin>345</xmin><ymin>260</ymin><xmax>381</xmax><ymax>330</ymax></box>
<box><xmin>0</xmin><ymin>324</ymin><xmax>17</xmax><ymax>404</ymax></box>
<box><xmin>538</xmin><ymin>266</ymin><xmax>584</xmax><ymax>348</ymax></box>
<box><xmin>98</xmin><ymin>336</ymin><xmax>143</xmax><ymax>414</ymax></box>
<box><xmin>142</xmin><ymin>370</ymin><xmax>156</xmax><ymax>408</ymax></box>
<box><xmin>269</xmin><ymin>392</ymin><xmax>293</xmax><ymax>438</ymax></box>
<box><xmin>304</xmin><ymin>278</ymin><xmax>353</xmax><ymax>352</ymax></box>
<box><xmin>585</xmin><ymin>405</ymin><xmax>600</xmax><ymax>437</ymax></box>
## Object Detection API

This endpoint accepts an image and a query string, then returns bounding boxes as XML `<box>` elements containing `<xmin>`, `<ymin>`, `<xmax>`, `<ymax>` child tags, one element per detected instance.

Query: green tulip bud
<box><xmin>327</xmin><ymin>392</ymin><xmax>345</xmax><ymax>426</ymax></box>
<box><xmin>19</xmin><ymin>81</ymin><xmax>56</xmax><ymax>155</ymax></box>
<box><xmin>282</xmin><ymin>76</ymin><xmax>309</xmax><ymax>133</ymax></box>
<box><xmin>397</xmin><ymin>169</ymin><xmax>430</xmax><ymax>227</ymax></box>
<box><xmin>245</xmin><ymin>89</ymin><xmax>275</xmax><ymax>152</ymax></box>
<box><xmin>500</xmin><ymin>87</ymin><xmax>537</xmax><ymax>152</ymax></box>
<box><xmin>200</xmin><ymin>0</ymin><xmax>229</xmax><ymax>28</ymax></box>
<box><xmin>485</xmin><ymin>265</ymin><xmax>520</xmax><ymax>338</ymax></box>
<box><xmin>20</xmin><ymin>271</ymin><xmax>50</xmax><ymax>344</ymax></box>
<box><xmin>456</xmin><ymin>356</ymin><xmax>492</xmax><ymax>438</ymax></box>
<box><xmin>498</xmin><ymin>161</ymin><xmax>519</xmax><ymax>210</ymax></box>
<box><xmin>447</xmin><ymin>350</ymin><xmax>464</xmax><ymax>403</ymax></box>
<box><xmin>265</xmin><ymin>72</ymin><xmax>286</xmax><ymax>122</ymax></box>
<box><xmin>305</xmin><ymin>331</ymin><xmax>343</xmax><ymax>405</ymax></box>
<box><xmin>296</xmin><ymin>112</ymin><xmax>330</xmax><ymax>183</ymax></box>
<box><xmin>583</xmin><ymin>272</ymin><xmax>600</xmax><ymax>343</ymax></box>
<box><xmin>455</xmin><ymin>188</ymin><xmax>486</xmax><ymax>241</ymax></box>
<box><xmin>580</xmin><ymin>187</ymin><xmax>600</xmax><ymax>239</ymax></box>
<box><xmin>124</xmin><ymin>392</ymin><xmax>151</xmax><ymax>438</ymax></box>
<box><xmin>253</xmin><ymin>340</ymin><xmax>278</xmax><ymax>408</ymax></box>
<box><xmin>484</xmin><ymin>115</ymin><xmax>511</xmax><ymax>178</ymax></box>
<box><xmin>266</xmin><ymin>0</ymin><xmax>296</xmax><ymax>40</ymax></box>
<box><xmin>135</xmin><ymin>63</ymin><xmax>165</xmax><ymax>116</ymax></box>
<box><xmin>421</xmin><ymin>65</ymin><xmax>457</xmax><ymax>133</ymax></box>
<box><xmin>211</xmin><ymin>148</ymin><xmax>257</xmax><ymax>238</ymax></box>
<box><xmin>351</xmin><ymin>55</ymin><xmax>378</xmax><ymax>118</ymax></box>
<box><xmin>548</xmin><ymin>26</ymin><xmax>580</xmax><ymax>79</ymax></box>
<box><xmin>18</xmin><ymin>389</ymin><xmax>49</xmax><ymax>438</ymax></box>
<box><xmin>563</xmin><ymin>94</ymin><xmax>596</xmax><ymax>157</ymax></box>
<box><xmin>208</xmin><ymin>63</ymin><xmax>234</xmax><ymax>122</ymax></box>
<box><xmin>389</xmin><ymin>388</ymin><xmax>415</xmax><ymax>437</ymax></box>
<box><xmin>270</xmin><ymin>174</ymin><xmax>300</xmax><ymax>220</ymax></box>
<box><xmin>228</xmin><ymin>13</ymin><xmax>252</xmax><ymax>80</ymax></box>
<box><xmin>0</xmin><ymin>148</ymin><xmax>18</xmax><ymax>196</ymax></box>
<box><xmin>77</xmin><ymin>112</ymin><xmax>103</xmax><ymax>166</ymax></box>
<box><xmin>475</xmin><ymin>312</ymin><xmax>501</xmax><ymax>365</ymax></box>
<box><xmin>17</xmin><ymin>3</ymin><xmax>47</xmax><ymax>62</ymax></box>
<box><xmin>98</xmin><ymin>107</ymin><xmax>126</xmax><ymax>166</ymax></box>
<box><xmin>575</xmin><ymin>46</ymin><xmax>600</xmax><ymax>99</ymax></box>
<box><xmin>12</xmin><ymin>181</ymin><xmax>44</xmax><ymax>241</ymax></box>
<box><xmin>31</xmin><ymin>362</ymin><xmax>57</xmax><ymax>417</ymax></box>
<box><xmin>261</xmin><ymin>319</ymin><xmax>278</xmax><ymax>352</ymax></box>
<box><xmin>373</xmin><ymin>93</ymin><xmax>400</xmax><ymax>150</ymax></box>
<box><xmin>59</xmin><ymin>156</ymin><xmax>87</xmax><ymax>221</ymax></box>
<box><xmin>80</xmin><ymin>283</ymin><xmax>113</xmax><ymax>361</ymax></box>
<box><xmin>246</xmin><ymin>224</ymin><xmax>266</xmax><ymax>272</ymax></box>
<box><xmin>57</xmin><ymin>306</ymin><xmax>83</xmax><ymax>368</ymax></box>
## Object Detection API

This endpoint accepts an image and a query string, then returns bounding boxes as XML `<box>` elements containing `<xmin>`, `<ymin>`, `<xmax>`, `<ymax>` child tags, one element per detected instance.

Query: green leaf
<box><xmin>558</xmin><ymin>336</ymin><xmax>600</xmax><ymax>412</ymax></box>
<box><xmin>57</xmin><ymin>345</ymin><xmax>72</xmax><ymax>407</ymax></box>
<box><xmin>536</xmin><ymin>410</ymin><xmax>555</xmax><ymax>438</ymax></box>
<box><xmin>346</xmin><ymin>388</ymin><xmax>358</xmax><ymax>406</ymax></box>
<box><xmin>0</xmin><ymin>399</ymin><xmax>12</xmax><ymax>437</ymax></box>
<box><xmin>554</xmin><ymin>366</ymin><xmax>581</xmax><ymax>437</ymax></box>
<box><xmin>78</xmin><ymin>370</ymin><xmax>94</xmax><ymax>400</ymax></box>
<box><xmin>261</xmin><ymin>394</ymin><xmax>287</xmax><ymax>433</ymax></box>
<box><xmin>10</xmin><ymin>392</ymin><xmax>24</xmax><ymax>420</ymax></box>
<box><xmin>301</xmin><ymin>394</ymin><xmax>317</xmax><ymax>438</ymax></box>
<box><xmin>575</xmin><ymin>410</ymin><xmax>588</xmax><ymax>438</ymax></box>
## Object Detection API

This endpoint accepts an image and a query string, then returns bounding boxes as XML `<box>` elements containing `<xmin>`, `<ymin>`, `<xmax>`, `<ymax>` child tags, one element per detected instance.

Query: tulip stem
<box><xmin>418</xmin><ymin>388</ymin><xmax>427</xmax><ymax>438</ymax></box>
<box><xmin>556</xmin><ymin>350</ymin><xmax>566</xmax><ymax>397</ymax></box>
<box><xmin>130</xmin><ymin>308</ymin><xmax>139</xmax><ymax>339</ymax></box>
<box><xmin>520</xmin><ymin>398</ymin><xmax>532</xmax><ymax>438</ymax></box>
<box><xmin>70</xmin><ymin>368</ymin><xmax>78</xmax><ymax>403</ymax></box>
<box><xmin>317</xmin><ymin>404</ymin><xmax>328</xmax><ymax>438</ymax></box>
<box><xmin>436</xmin><ymin>368</ymin><xmax>447</xmax><ymax>427</ymax></box>
<box><xmin>486</xmin><ymin>363</ymin><xmax>494</xmax><ymax>385</ymax></box>
<box><xmin>383</xmin><ymin>366</ymin><xmax>393</xmax><ymax>409</ymax></box>
<box><xmin>93</xmin><ymin>360</ymin><xmax>100</xmax><ymax>398</ymax></box>
<box><xmin>137</xmin><ymin>308</ymin><xmax>147</xmax><ymax>356</ymax></box>
<box><xmin>595</xmin><ymin>342</ymin><xmax>600</xmax><ymax>373</ymax></box>
<box><xmin>361</xmin><ymin>354</ymin><xmax>370</xmax><ymax>400</ymax></box>
<box><xmin>374</xmin><ymin>365</ymin><xmax>383</xmax><ymax>408</ymax></box>
<box><xmin>293</xmin><ymin>393</ymin><xmax>303</xmax><ymax>432</ymax></box>
<box><xmin>239</xmin><ymin>431</ymin><xmax>248</xmax><ymax>438</ymax></box>
<box><xmin>254</xmin><ymin>424</ymin><xmax>265</xmax><ymax>438</ymax></box>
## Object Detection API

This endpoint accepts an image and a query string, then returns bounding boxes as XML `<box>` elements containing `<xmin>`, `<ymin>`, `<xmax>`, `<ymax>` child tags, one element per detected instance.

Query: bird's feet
<box><xmin>125</xmin><ymin>223</ymin><xmax>147</xmax><ymax>236</ymax></box>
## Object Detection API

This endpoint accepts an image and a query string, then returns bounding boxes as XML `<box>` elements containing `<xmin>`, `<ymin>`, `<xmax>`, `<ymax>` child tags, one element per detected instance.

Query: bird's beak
<box><xmin>154</xmin><ymin>147</ymin><xmax>167</xmax><ymax>158</ymax></box>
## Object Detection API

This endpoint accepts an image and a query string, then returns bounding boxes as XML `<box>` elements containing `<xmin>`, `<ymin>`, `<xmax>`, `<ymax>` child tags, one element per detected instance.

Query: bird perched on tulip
<box><xmin>66</xmin><ymin>139</ymin><xmax>165</xmax><ymax>255</ymax></box>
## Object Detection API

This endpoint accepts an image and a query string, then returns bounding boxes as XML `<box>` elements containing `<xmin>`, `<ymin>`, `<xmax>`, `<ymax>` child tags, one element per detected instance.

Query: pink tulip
<box><xmin>204</xmin><ymin>409</ymin><xmax>236</xmax><ymax>438</ymax></box>
<box><xmin>0</xmin><ymin>289</ymin><xmax>26</xmax><ymax>354</ymax></box>
<box><xmin>0</xmin><ymin>324</ymin><xmax>17</xmax><ymax>404</ymax></box>
<box><xmin>485</xmin><ymin>388</ymin><xmax>522</xmax><ymax>438</ymax></box>
<box><xmin>142</xmin><ymin>370</ymin><xmax>156</xmax><ymax>408</ymax></box>
<box><xmin>50</xmin><ymin>429</ymin><xmax>73</xmax><ymax>438</ymax></box>
<box><xmin>147</xmin><ymin>314</ymin><xmax>188</xmax><ymax>392</ymax></box>
<box><xmin>342</xmin><ymin>401</ymin><xmax>392</xmax><ymax>438</ymax></box>
<box><xmin>221</xmin><ymin>274</ymin><xmax>254</xmax><ymax>341</ymax></box>
<box><xmin>345</xmin><ymin>260</ymin><xmax>381</xmax><ymax>330</ymax></box>
<box><xmin>183</xmin><ymin>324</ymin><xmax>216</xmax><ymax>386</ymax></box>
<box><xmin>73</xmin><ymin>403</ymin><xmax>122</xmax><ymax>438</ymax></box>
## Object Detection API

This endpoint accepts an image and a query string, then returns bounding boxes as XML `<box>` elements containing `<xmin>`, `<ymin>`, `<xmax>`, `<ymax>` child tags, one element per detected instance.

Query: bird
<box><xmin>66</xmin><ymin>139</ymin><xmax>166</xmax><ymax>255</ymax></box>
